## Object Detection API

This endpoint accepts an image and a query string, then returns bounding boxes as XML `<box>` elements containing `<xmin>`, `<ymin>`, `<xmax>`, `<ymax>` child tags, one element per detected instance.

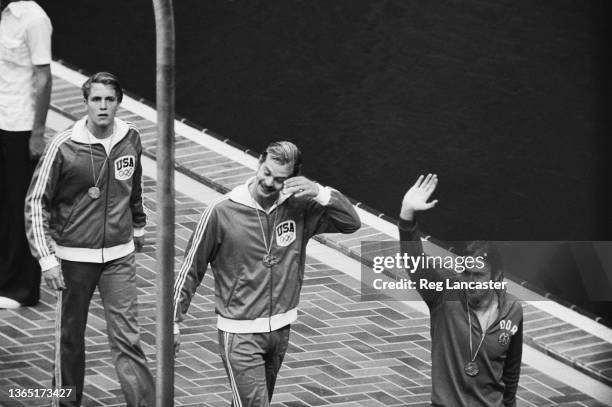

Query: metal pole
<box><xmin>152</xmin><ymin>0</ymin><xmax>175</xmax><ymax>405</ymax></box>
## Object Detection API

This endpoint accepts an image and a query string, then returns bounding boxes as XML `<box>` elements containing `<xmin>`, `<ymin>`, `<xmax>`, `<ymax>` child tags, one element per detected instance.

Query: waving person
<box><xmin>399</xmin><ymin>174</ymin><xmax>523</xmax><ymax>407</ymax></box>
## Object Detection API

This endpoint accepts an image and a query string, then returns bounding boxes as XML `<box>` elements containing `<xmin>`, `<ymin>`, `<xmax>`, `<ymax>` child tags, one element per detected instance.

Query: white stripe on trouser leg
<box><xmin>224</xmin><ymin>332</ymin><xmax>242</xmax><ymax>407</ymax></box>
<box><xmin>52</xmin><ymin>291</ymin><xmax>62</xmax><ymax>407</ymax></box>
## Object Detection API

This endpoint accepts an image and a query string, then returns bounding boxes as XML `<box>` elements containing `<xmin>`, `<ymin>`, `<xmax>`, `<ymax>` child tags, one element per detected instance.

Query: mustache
<box><xmin>259</xmin><ymin>183</ymin><xmax>276</xmax><ymax>191</ymax></box>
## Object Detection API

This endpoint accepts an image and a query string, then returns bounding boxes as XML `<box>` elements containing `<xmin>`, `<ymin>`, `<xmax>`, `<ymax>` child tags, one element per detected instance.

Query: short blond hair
<box><xmin>260</xmin><ymin>141</ymin><xmax>302</xmax><ymax>176</ymax></box>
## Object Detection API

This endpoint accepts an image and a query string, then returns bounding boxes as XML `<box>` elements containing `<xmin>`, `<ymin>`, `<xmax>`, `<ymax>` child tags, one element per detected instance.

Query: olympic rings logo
<box><xmin>116</xmin><ymin>168</ymin><xmax>134</xmax><ymax>178</ymax></box>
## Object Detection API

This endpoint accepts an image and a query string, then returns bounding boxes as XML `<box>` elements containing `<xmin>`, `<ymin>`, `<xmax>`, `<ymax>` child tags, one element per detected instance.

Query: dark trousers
<box><xmin>0</xmin><ymin>129</ymin><xmax>40</xmax><ymax>305</ymax></box>
<box><xmin>56</xmin><ymin>254</ymin><xmax>155</xmax><ymax>407</ymax></box>
<box><xmin>218</xmin><ymin>325</ymin><xmax>291</xmax><ymax>407</ymax></box>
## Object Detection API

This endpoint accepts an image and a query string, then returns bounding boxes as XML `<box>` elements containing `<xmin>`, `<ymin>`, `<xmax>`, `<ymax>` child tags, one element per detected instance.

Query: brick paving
<box><xmin>0</xmin><ymin>68</ymin><xmax>610</xmax><ymax>406</ymax></box>
<box><xmin>118</xmin><ymin>69</ymin><xmax>612</xmax><ymax>390</ymax></box>
<box><xmin>1</xmin><ymin>178</ymin><xmax>608</xmax><ymax>406</ymax></box>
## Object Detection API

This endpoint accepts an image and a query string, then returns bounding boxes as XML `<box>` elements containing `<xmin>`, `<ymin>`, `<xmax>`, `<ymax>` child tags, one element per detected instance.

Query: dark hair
<box><xmin>81</xmin><ymin>72</ymin><xmax>123</xmax><ymax>102</ymax></box>
<box><xmin>464</xmin><ymin>241</ymin><xmax>503</xmax><ymax>280</ymax></box>
<box><xmin>259</xmin><ymin>141</ymin><xmax>302</xmax><ymax>176</ymax></box>
<box><xmin>463</xmin><ymin>240</ymin><xmax>506</xmax><ymax>307</ymax></box>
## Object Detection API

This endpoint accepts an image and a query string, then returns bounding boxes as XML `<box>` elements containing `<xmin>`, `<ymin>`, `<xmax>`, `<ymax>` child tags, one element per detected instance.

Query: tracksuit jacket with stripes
<box><xmin>25</xmin><ymin>117</ymin><xmax>145</xmax><ymax>270</ymax></box>
<box><xmin>173</xmin><ymin>180</ymin><xmax>361</xmax><ymax>333</ymax></box>
<box><xmin>399</xmin><ymin>219</ymin><xmax>523</xmax><ymax>407</ymax></box>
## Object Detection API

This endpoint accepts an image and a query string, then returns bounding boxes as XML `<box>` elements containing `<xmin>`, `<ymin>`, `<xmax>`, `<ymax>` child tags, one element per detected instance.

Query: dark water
<box><xmin>40</xmin><ymin>1</ymin><xmax>612</xmax><ymax>317</ymax></box>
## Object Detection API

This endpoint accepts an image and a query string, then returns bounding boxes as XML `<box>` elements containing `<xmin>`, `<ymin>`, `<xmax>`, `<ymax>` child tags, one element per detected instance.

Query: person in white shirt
<box><xmin>0</xmin><ymin>0</ymin><xmax>52</xmax><ymax>308</ymax></box>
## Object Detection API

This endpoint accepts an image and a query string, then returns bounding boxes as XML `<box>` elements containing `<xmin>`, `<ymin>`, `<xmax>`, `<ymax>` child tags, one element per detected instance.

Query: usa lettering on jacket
<box><xmin>275</xmin><ymin>220</ymin><xmax>296</xmax><ymax>246</ymax></box>
<box><xmin>114</xmin><ymin>155</ymin><xmax>135</xmax><ymax>180</ymax></box>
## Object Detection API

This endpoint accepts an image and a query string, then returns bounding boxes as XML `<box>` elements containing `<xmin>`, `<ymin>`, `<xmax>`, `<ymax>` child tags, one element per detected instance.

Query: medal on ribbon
<box><xmin>253</xmin><ymin>200</ymin><xmax>280</xmax><ymax>268</ymax></box>
<box><xmin>465</xmin><ymin>300</ymin><xmax>486</xmax><ymax>377</ymax></box>
<box><xmin>464</xmin><ymin>361</ymin><xmax>479</xmax><ymax>377</ymax></box>
<box><xmin>86</xmin><ymin>131</ymin><xmax>113</xmax><ymax>200</ymax></box>
<box><xmin>88</xmin><ymin>186</ymin><xmax>101</xmax><ymax>199</ymax></box>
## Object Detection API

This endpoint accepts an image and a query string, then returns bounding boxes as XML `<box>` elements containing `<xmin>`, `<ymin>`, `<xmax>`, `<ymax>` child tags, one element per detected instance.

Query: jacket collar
<box><xmin>71</xmin><ymin>116</ymin><xmax>130</xmax><ymax>149</ymax></box>
<box><xmin>229</xmin><ymin>177</ymin><xmax>291</xmax><ymax>213</ymax></box>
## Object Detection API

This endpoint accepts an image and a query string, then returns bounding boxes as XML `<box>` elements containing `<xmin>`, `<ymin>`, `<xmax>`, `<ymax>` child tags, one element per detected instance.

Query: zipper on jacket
<box><xmin>101</xmin><ymin>146</ymin><xmax>111</xmax><ymax>263</ymax></box>
<box><xmin>267</xmin><ymin>209</ymin><xmax>274</xmax><ymax>332</ymax></box>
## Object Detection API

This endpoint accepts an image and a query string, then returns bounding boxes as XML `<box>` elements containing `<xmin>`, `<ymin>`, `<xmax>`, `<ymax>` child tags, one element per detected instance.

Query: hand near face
<box><xmin>400</xmin><ymin>173</ymin><xmax>439</xmax><ymax>220</ymax></box>
<box><xmin>282</xmin><ymin>176</ymin><xmax>319</xmax><ymax>199</ymax></box>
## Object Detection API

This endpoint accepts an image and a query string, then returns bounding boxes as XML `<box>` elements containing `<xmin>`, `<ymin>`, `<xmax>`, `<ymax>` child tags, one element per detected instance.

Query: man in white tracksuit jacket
<box><xmin>173</xmin><ymin>141</ymin><xmax>361</xmax><ymax>406</ymax></box>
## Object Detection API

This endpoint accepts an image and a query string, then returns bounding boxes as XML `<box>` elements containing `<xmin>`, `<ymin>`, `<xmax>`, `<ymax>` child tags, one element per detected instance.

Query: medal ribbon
<box><xmin>467</xmin><ymin>300</ymin><xmax>487</xmax><ymax>366</ymax></box>
<box><xmin>86</xmin><ymin>128</ymin><xmax>114</xmax><ymax>192</ymax></box>
<box><xmin>253</xmin><ymin>200</ymin><xmax>279</xmax><ymax>260</ymax></box>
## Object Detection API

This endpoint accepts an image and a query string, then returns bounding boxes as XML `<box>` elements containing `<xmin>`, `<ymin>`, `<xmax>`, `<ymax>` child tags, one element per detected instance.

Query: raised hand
<box><xmin>400</xmin><ymin>173</ymin><xmax>439</xmax><ymax>221</ymax></box>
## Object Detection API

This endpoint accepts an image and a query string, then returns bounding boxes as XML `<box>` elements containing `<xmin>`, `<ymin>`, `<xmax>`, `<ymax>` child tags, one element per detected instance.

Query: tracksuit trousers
<box><xmin>56</xmin><ymin>253</ymin><xmax>154</xmax><ymax>407</ymax></box>
<box><xmin>0</xmin><ymin>129</ymin><xmax>40</xmax><ymax>305</ymax></box>
<box><xmin>218</xmin><ymin>325</ymin><xmax>291</xmax><ymax>407</ymax></box>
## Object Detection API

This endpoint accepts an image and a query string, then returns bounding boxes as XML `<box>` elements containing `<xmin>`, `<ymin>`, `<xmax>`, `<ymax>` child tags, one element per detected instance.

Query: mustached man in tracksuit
<box><xmin>25</xmin><ymin>72</ymin><xmax>154</xmax><ymax>406</ymax></box>
<box><xmin>173</xmin><ymin>141</ymin><xmax>361</xmax><ymax>406</ymax></box>
<box><xmin>398</xmin><ymin>174</ymin><xmax>523</xmax><ymax>407</ymax></box>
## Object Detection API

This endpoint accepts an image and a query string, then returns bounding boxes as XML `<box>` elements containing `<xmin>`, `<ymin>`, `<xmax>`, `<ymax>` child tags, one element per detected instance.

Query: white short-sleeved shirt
<box><xmin>0</xmin><ymin>1</ymin><xmax>52</xmax><ymax>131</ymax></box>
